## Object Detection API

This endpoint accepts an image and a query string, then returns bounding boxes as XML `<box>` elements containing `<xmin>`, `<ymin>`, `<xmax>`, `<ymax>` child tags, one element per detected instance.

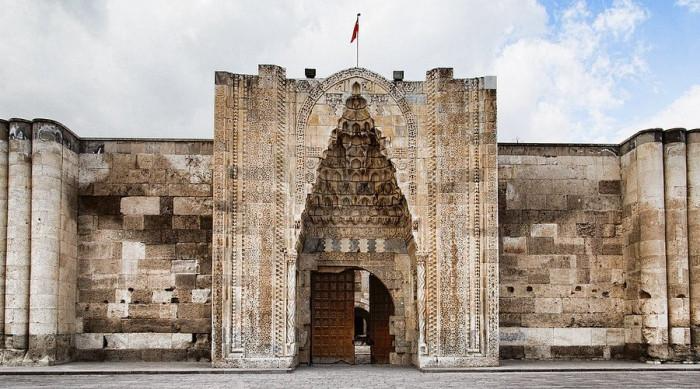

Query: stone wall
<box><xmin>1</xmin><ymin>71</ymin><xmax>698</xmax><ymax>368</ymax></box>
<box><xmin>499</xmin><ymin>130</ymin><xmax>700</xmax><ymax>362</ymax></box>
<box><xmin>75</xmin><ymin>139</ymin><xmax>212</xmax><ymax>361</ymax></box>
<box><xmin>498</xmin><ymin>144</ymin><xmax>625</xmax><ymax>360</ymax></box>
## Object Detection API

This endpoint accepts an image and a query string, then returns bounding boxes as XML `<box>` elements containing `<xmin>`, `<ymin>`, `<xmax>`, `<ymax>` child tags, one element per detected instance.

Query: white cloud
<box><xmin>594</xmin><ymin>0</ymin><xmax>649</xmax><ymax>40</ymax></box>
<box><xmin>677</xmin><ymin>0</ymin><xmax>700</xmax><ymax>13</ymax></box>
<box><xmin>494</xmin><ymin>0</ymin><xmax>649</xmax><ymax>142</ymax></box>
<box><xmin>0</xmin><ymin>0</ymin><xmax>547</xmax><ymax>138</ymax></box>
<box><xmin>0</xmin><ymin>0</ymin><xmax>688</xmax><ymax>144</ymax></box>
<box><xmin>624</xmin><ymin>85</ymin><xmax>700</xmax><ymax>133</ymax></box>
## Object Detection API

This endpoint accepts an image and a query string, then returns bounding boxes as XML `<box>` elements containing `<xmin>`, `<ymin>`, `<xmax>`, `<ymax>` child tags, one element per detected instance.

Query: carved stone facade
<box><xmin>212</xmin><ymin>66</ymin><xmax>499</xmax><ymax>369</ymax></box>
<box><xmin>2</xmin><ymin>65</ymin><xmax>699</xmax><ymax>369</ymax></box>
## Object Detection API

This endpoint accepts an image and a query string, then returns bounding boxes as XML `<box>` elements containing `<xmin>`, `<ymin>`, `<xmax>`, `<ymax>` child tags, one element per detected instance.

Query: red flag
<box><xmin>350</xmin><ymin>14</ymin><xmax>359</xmax><ymax>43</ymax></box>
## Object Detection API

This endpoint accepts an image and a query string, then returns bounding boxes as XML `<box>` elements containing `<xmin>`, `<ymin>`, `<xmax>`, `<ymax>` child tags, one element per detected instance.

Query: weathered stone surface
<box><xmin>212</xmin><ymin>66</ymin><xmax>499</xmax><ymax>369</ymax></box>
<box><xmin>1</xmin><ymin>72</ymin><xmax>698</xmax><ymax>369</ymax></box>
<box><xmin>74</xmin><ymin>139</ymin><xmax>213</xmax><ymax>362</ymax></box>
<box><xmin>120</xmin><ymin>197</ymin><xmax>160</xmax><ymax>215</ymax></box>
<box><xmin>498</xmin><ymin>144</ymin><xmax>625</xmax><ymax>361</ymax></box>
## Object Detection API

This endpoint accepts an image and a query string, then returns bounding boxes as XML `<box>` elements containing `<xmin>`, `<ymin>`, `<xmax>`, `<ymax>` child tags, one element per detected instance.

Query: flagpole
<box><xmin>356</xmin><ymin>13</ymin><xmax>360</xmax><ymax>68</ymax></box>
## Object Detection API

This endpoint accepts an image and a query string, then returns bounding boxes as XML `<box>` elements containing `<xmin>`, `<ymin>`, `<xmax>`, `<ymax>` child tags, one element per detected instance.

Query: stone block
<box><xmin>122</xmin><ymin>241</ymin><xmax>145</xmax><ymax>260</ymax></box>
<box><xmin>152</xmin><ymin>290</ymin><xmax>174</xmax><ymax>304</ymax></box>
<box><xmin>173</xmin><ymin>197</ymin><xmax>211</xmax><ymax>215</ymax></box>
<box><xmin>172</xmin><ymin>333</ymin><xmax>194</xmax><ymax>349</ymax></box>
<box><xmin>128</xmin><ymin>333</ymin><xmax>171</xmax><ymax>349</ymax></box>
<box><xmin>107</xmin><ymin>303</ymin><xmax>128</xmax><ymax>319</ymax></box>
<box><xmin>105</xmin><ymin>333</ymin><xmax>129</xmax><ymax>349</ymax></box>
<box><xmin>534</xmin><ymin>298</ymin><xmax>563</xmax><ymax>314</ymax></box>
<box><xmin>606</xmin><ymin>328</ymin><xmax>625</xmax><ymax>345</ymax></box>
<box><xmin>173</xmin><ymin>215</ymin><xmax>200</xmax><ymax>229</ymax></box>
<box><xmin>499</xmin><ymin>346</ymin><xmax>525</xmax><ymax>359</ymax></box>
<box><xmin>75</xmin><ymin>333</ymin><xmax>104</xmax><ymax>350</ymax></box>
<box><xmin>177</xmin><ymin>303</ymin><xmax>211</xmax><ymax>320</ymax></box>
<box><xmin>502</xmin><ymin>237</ymin><xmax>527</xmax><ymax>254</ymax></box>
<box><xmin>552</xmin><ymin>328</ymin><xmax>592</xmax><ymax>346</ymax></box>
<box><xmin>524</xmin><ymin>346</ymin><xmax>552</xmax><ymax>359</ymax></box>
<box><xmin>598</xmin><ymin>180</ymin><xmax>621</xmax><ymax>195</ymax></box>
<box><xmin>120</xmin><ymin>196</ymin><xmax>160</xmax><ymax>215</ymax></box>
<box><xmin>172</xmin><ymin>259</ymin><xmax>198</xmax><ymax>274</ymax></box>
<box><xmin>176</xmin><ymin>274</ymin><xmax>197</xmax><ymax>289</ymax></box>
<box><xmin>551</xmin><ymin>346</ymin><xmax>604</xmax><ymax>359</ymax></box>
<box><xmin>670</xmin><ymin>327</ymin><xmax>690</xmax><ymax>345</ymax></box>
<box><xmin>191</xmin><ymin>289</ymin><xmax>211</xmax><ymax>303</ymax></box>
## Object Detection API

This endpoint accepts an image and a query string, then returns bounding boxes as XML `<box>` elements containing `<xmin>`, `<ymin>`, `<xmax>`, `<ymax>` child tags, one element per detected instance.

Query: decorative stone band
<box><xmin>301</xmin><ymin>237</ymin><xmax>408</xmax><ymax>253</ymax></box>
<box><xmin>75</xmin><ymin>333</ymin><xmax>200</xmax><ymax>350</ymax></box>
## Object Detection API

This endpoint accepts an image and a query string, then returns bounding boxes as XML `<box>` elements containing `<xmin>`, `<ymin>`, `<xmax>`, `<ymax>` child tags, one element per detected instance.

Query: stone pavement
<box><xmin>1</xmin><ymin>362</ymin><xmax>700</xmax><ymax>388</ymax></box>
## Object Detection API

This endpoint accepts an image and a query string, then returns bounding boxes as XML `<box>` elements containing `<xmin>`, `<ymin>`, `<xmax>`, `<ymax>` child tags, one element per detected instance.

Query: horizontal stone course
<box><xmin>76</xmin><ymin>144</ymin><xmax>212</xmax><ymax>362</ymax></box>
<box><xmin>499</xmin><ymin>146</ymin><xmax>625</xmax><ymax>360</ymax></box>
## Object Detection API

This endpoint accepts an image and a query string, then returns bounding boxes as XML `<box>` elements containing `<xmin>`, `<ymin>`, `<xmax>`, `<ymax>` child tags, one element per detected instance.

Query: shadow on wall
<box><xmin>75</xmin><ymin>139</ymin><xmax>214</xmax><ymax>362</ymax></box>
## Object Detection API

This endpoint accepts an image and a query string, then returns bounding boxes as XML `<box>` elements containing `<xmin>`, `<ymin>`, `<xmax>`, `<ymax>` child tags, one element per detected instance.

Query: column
<box><xmin>663</xmin><ymin>129</ymin><xmax>691</xmax><ymax>360</ymax></box>
<box><xmin>4</xmin><ymin>119</ymin><xmax>33</xmax><ymax>353</ymax></box>
<box><xmin>636</xmin><ymin>130</ymin><xmax>669</xmax><ymax>360</ymax></box>
<box><xmin>0</xmin><ymin>120</ymin><xmax>8</xmax><ymax>347</ymax></box>
<box><xmin>687</xmin><ymin>129</ymin><xmax>700</xmax><ymax>358</ymax></box>
<box><xmin>56</xmin><ymin>128</ymin><xmax>79</xmax><ymax>363</ymax></box>
<box><xmin>27</xmin><ymin>120</ymin><xmax>63</xmax><ymax>363</ymax></box>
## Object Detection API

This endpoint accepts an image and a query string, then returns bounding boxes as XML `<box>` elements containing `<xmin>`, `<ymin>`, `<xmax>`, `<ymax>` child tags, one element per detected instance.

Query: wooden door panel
<box><xmin>369</xmin><ymin>275</ymin><xmax>394</xmax><ymax>364</ymax></box>
<box><xmin>311</xmin><ymin>270</ymin><xmax>355</xmax><ymax>364</ymax></box>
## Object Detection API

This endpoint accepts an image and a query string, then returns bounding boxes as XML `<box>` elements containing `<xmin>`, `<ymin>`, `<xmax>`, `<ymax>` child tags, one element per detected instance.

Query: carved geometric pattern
<box><xmin>212</xmin><ymin>67</ymin><xmax>499</xmax><ymax>368</ymax></box>
<box><xmin>424</xmin><ymin>71</ymin><xmax>439</xmax><ymax>356</ymax></box>
<box><xmin>294</xmin><ymin>68</ymin><xmax>418</xmax><ymax>217</ymax></box>
<box><xmin>273</xmin><ymin>69</ymin><xmax>287</xmax><ymax>356</ymax></box>
<box><xmin>285</xmin><ymin>256</ymin><xmax>296</xmax><ymax>356</ymax></box>
<box><xmin>301</xmin><ymin>90</ymin><xmax>412</xmax><ymax>246</ymax></box>
<box><xmin>416</xmin><ymin>258</ymin><xmax>427</xmax><ymax>354</ymax></box>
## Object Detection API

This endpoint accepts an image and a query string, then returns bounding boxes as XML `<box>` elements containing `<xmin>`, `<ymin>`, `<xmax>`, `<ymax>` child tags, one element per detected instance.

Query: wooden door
<box><xmin>369</xmin><ymin>275</ymin><xmax>394</xmax><ymax>364</ymax></box>
<box><xmin>311</xmin><ymin>270</ymin><xmax>355</xmax><ymax>364</ymax></box>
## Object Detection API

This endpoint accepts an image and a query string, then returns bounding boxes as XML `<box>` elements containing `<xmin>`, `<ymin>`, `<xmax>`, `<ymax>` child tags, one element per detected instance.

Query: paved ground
<box><xmin>2</xmin><ymin>359</ymin><xmax>699</xmax><ymax>374</ymax></box>
<box><xmin>1</xmin><ymin>365</ymin><xmax>700</xmax><ymax>388</ymax></box>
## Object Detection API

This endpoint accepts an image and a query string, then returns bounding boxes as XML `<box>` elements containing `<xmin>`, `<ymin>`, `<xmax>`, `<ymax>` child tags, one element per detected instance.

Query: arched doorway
<box><xmin>309</xmin><ymin>268</ymin><xmax>396</xmax><ymax>365</ymax></box>
<box><xmin>297</xmin><ymin>84</ymin><xmax>415</xmax><ymax>366</ymax></box>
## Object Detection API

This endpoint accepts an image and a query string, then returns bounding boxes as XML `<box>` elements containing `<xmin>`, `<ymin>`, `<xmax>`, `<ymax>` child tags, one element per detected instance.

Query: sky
<box><xmin>0</xmin><ymin>0</ymin><xmax>698</xmax><ymax>143</ymax></box>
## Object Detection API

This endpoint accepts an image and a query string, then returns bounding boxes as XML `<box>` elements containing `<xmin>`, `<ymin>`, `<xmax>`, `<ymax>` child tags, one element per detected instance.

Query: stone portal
<box><xmin>300</xmin><ymin>87</ymin><xmax>413</xmax><ymax>365</ymax></box>
<box><xmin>212</xmin><ymin>66</ymin><xmax>499</xmax><ymax>369</ymax></box>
